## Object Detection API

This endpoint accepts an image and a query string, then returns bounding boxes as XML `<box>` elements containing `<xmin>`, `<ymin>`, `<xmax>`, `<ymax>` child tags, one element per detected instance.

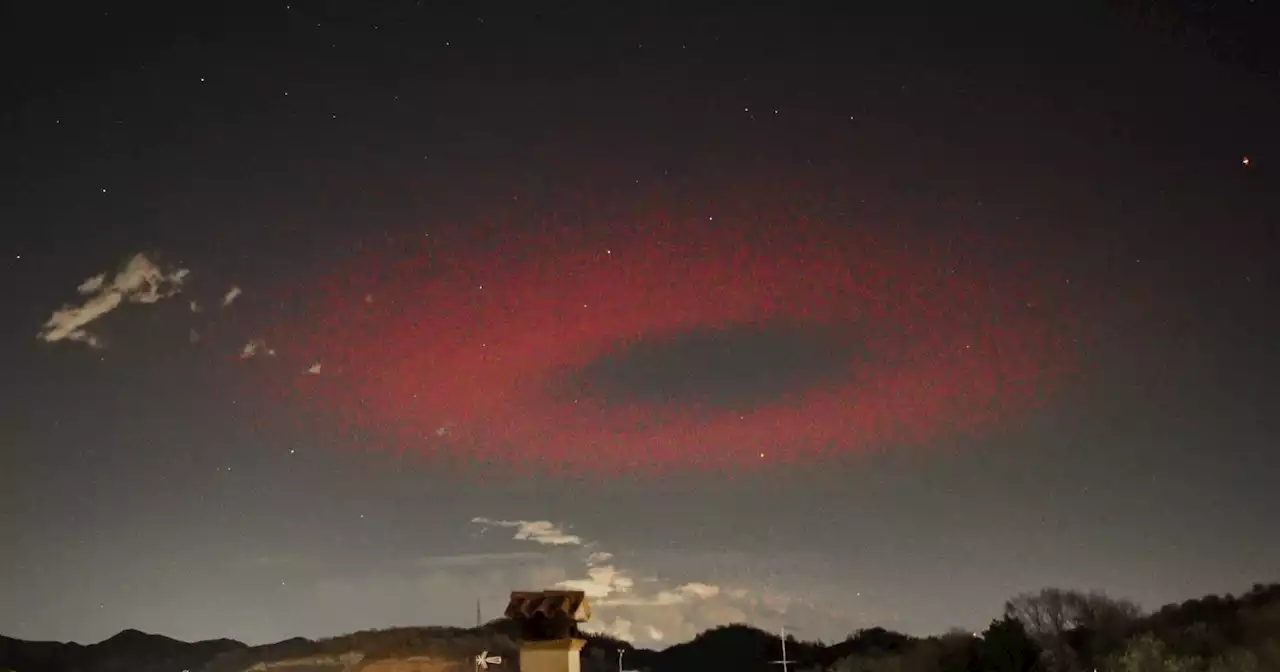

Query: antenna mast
<box><xmin>770</xmin><ymin>626</ymin><xmax>796</xmax><ymax>672</ymax></box>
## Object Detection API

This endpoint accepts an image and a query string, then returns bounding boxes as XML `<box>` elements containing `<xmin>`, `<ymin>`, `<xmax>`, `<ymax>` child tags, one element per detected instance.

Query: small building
<box><xmin>504</xmin><ymin>590</ymin><xmax>592</xmax><ymax>672</ymax></box>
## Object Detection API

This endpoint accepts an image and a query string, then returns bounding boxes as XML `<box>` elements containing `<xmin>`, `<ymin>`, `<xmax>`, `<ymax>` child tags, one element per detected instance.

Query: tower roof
<box><xmin>505</xmin><ymin>590</ymin><xmax>591</xmax><ymax>623</ymax></box>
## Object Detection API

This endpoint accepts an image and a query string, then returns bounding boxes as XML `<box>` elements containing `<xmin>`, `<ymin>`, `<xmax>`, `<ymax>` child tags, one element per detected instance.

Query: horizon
<box><xmin>10</xmin><ymin>579</ymin><xmax>1278</xmax><ymax>651</ymax></box>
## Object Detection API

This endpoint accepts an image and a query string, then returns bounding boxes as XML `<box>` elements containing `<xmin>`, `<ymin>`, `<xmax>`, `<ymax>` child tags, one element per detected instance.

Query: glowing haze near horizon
<box><xmin>2</xmin><ymin>0</ymin><xmax>1278</xmax><ymax>652</ymax></box>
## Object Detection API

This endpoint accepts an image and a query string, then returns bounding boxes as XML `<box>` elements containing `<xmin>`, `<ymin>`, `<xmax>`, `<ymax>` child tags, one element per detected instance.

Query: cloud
<box><xmin>471</xmin><ymin>518</ymin><xmax>583</xmax><ymax>546</ymax></box>
<box><xmin>38</xmin><ymin>253</ymin><xmax>189</xmax><ymax>348</ymax></box>
<box><xmin>470</xmin><ymin>517</ymin><xmax>793</xmax><ymax>647</ymax></box>
<box><xmin>222</xmin><ymin>285</ymin><xmax>242</xmax><ymax>307</ymax></box>
<box><xmin>306</xmin><ymin>362</ymin><xmax>322</xmax><ymax>375</ymax></box>
<box><xmin>79</xmin><ymin>273</ymin><xmax>106</xmax><ymax>294</ymax></box>
<box><xmin>558</xmin><ymin>564</ymin><xmax>636</xmax><ymax>599</ymax></box>
<box><xmin>601</xmin><ymin>582</ymin><xmax>722</xmax><ymax>607</ymax></box>
<box><xmin>240</xmin><ymin>338</ymin><xmax>276</xmax><ymax>359</ymax></box>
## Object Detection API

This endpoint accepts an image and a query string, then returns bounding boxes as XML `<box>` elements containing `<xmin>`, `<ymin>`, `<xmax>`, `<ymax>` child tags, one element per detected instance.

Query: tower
<box><xmin>505</xmin><ymin>590</ymin><xmax>592</xmax><ymax>672</ymax></box>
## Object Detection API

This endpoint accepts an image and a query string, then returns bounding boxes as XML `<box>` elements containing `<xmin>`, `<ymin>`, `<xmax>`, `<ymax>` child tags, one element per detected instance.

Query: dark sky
<box><xmin>2</xmin><ymin>0</ymin><xmax>1278</xmax><ymax>650</ymax></box>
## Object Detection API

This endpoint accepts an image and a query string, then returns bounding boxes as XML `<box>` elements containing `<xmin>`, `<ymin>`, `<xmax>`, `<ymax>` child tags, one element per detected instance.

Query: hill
<box><xmin>2</xmin><ymin>582</ymin><xmax>1278</xmax><ymax>672</ymax></box>
<box><xmin>0</xmin><ymin>629</ymin><xmax>245</xmax><ymax>672</ymax></box>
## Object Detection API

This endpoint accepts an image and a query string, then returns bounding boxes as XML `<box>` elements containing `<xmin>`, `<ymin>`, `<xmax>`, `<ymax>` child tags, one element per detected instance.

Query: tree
<box><xmin>1206</xmin><ymin>648</ymin><xmax>1259</xmax><ymax>672</ymax></box>
<box><xmin>829</xmin><ymin>644</ymin><xmax>940</xmax><ymax>672</ymax></box>
<box><xmin>980</xmin><ymin>617</ymin><xmax>1042</xmax><ymax>672</ymax></box>
<box><xmin>934</xmin><ymin>632</ymin><xmax>981</xmax><ymax>672</ymax></box>
<box><xmin>1108</xmin><ymin>635</ymin><xmax>1199</xmax><ymax>672</ymax></box>
<box><xmin>1005</xmin><ymin>588</ymin><xmax>1142</xmax><ymax>671</ymax></box>
<box><xmin>1006</xmin><ymin>589</ymin><xmax>1142</xmax><ymax>640</ymax></box>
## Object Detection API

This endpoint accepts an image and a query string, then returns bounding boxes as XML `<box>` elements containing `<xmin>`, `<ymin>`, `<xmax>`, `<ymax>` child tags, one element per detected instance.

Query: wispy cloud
<box><xmin>241</xmin><ymin>338</ymin><xmax>275</xmax><ymax>359</ymax></box>
<box><xmin>471</xmin><ymin>518</ymin><xmax>583</xmax><ymax>546</ymax></box>
<box><xmin>38</xmin><ymin>253</ymin><xmax>189</xmax><ymax>348</ymax></box>
<box><xmin>222</xmin><ymin>285</ymin><xmax>242</xmax><ymax>307</ymax></box>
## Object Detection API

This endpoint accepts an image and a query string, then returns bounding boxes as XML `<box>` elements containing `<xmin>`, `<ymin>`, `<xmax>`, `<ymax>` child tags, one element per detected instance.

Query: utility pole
<box><xmin>770</xmin><ymin>626</ymin><xmax>796</xmax><ymax>672</ymax></box>
<box><xmin>617</xmin><ymin>648</ymin><xmax>624</xmax><ymax>672</ymax></box>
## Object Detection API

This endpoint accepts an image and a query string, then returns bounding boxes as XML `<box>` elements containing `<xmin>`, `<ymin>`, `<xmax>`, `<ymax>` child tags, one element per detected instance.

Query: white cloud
<box><xmin>240</xmin><ymin>338</ymin><xmax>275</xmax><ymax>359</ymax></box>
<box><xmin>306</xmin><ymin>362</ymin><xmax>322</xmax><ymax>375</ymax></box>
<box><xmin>222</xmin><ymin>285</ymin><xmax>242</xmax><ymax>307</ymax></box>
<box><xmin>471</xmin><ymin>518</ymin><xmax>583</xmax><ymax>546</ymax></box>
<box><xmin>558</xmin><ymin>565</ymin><xmax>635</xmax><ymax>599</ymax></box>
<box><xmin>78</xmin><ymin>273</ymin><xmax>107</xmax><ymax>294</ymax></box>
<box><xmin>38</xmin><ymin>253</ymin><xmax>189</xmax><ymax>348</ymax></box>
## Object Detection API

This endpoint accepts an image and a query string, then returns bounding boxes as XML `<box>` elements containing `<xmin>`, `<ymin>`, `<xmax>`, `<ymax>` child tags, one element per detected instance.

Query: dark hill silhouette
<box><xmin>3</xmin><ymin>582</ymin><xmax>1277</xmax><ymax>672</ymax></box>
<box><xmin>0</xmin><ymin>630</ymin><xmax>245</xmax><ymax>672</ymax></box>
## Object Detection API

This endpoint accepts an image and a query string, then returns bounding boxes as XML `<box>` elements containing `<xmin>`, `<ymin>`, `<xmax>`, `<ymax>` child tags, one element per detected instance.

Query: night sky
<box><xmin>2</xmin><ymin>0</ymin><xmax>1278</xmax><ymax>651</ymax></box>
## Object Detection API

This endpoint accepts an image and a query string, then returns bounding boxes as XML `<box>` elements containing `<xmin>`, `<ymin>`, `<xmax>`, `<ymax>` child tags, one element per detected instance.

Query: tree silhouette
<box><xmin>979</xmin><ymin>617</ymin><xmax>1041</xmax><ymax>672</ymax></box>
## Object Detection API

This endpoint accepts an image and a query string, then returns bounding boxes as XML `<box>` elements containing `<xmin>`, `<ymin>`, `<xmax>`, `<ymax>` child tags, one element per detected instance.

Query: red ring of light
<box><xmin>247</xmin><ymin>216</ymin><xmax>1077</xmax><ymax>476</ymax></box>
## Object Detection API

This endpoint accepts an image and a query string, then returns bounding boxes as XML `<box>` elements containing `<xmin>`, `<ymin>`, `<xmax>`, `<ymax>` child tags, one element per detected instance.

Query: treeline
<box><xmin>578</xmin><ymin>583</ymin><xmax>1279</xmax><ymax>672</ymax></box>
<box><xmin>992</xmin><ymin>583</ymin><xmax>1280</xmax><ymax>672</ymax></box>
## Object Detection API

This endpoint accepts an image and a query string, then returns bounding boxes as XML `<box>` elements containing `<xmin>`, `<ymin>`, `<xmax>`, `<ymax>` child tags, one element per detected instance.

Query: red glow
<box><xmin>244</xmin><ymin>215</ymin><xmax>1079</xmax><ymax>476</ymax></box>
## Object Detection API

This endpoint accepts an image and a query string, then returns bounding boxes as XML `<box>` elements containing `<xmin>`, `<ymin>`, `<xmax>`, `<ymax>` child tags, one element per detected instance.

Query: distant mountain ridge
<box><xmin>0</xmin><ymin>629</ymin><xmax>246</xmax><ymax>672</ymax></box>
<box><xmin>3</xmin><ymin>583</ymin><xmax>1278</xmax><ymax>672</ymax></box>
